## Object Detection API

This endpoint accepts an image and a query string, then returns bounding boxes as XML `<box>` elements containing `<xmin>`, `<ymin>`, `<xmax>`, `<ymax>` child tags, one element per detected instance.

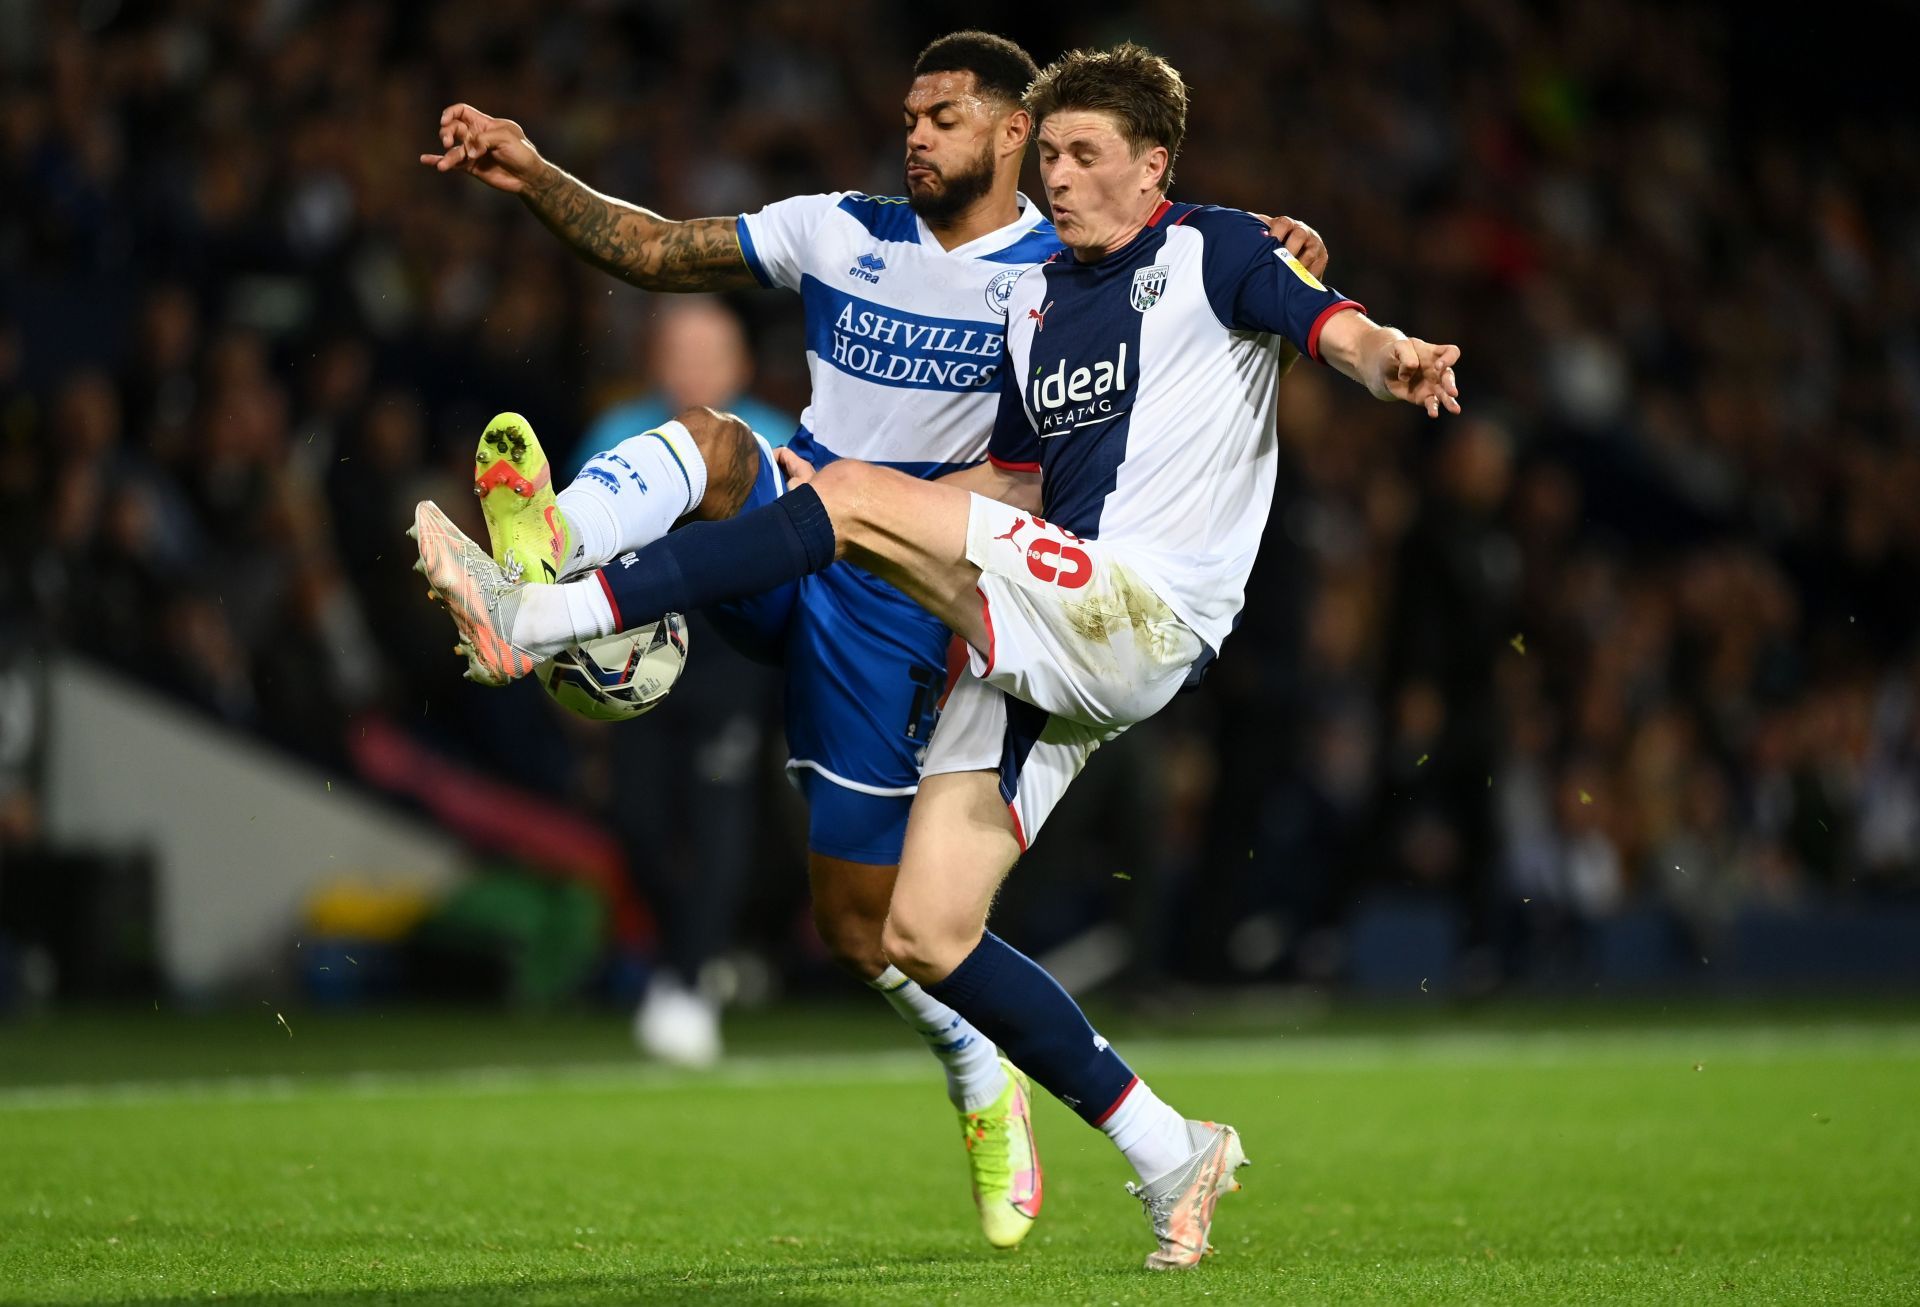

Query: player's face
<box><xmin>902</xmin><ymin>71</ymin><xmax>1000</xmax><ymax>223</ymax></box>
<box><xmin>1036</xmin><ymin>111</ymin><xmax>1168</xmax><ymax>259</ymax></box>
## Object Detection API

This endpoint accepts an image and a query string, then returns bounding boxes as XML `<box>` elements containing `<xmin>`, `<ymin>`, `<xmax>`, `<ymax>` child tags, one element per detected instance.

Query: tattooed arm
<box><xmin>422</xmin><ymin>103</ymin><xmax>758</xmax><ymax>293</ymax></box>
<box><xmin>521</xmin><ymin>168</ymin><xmax>758</xmax><ymax>292</ymax></box>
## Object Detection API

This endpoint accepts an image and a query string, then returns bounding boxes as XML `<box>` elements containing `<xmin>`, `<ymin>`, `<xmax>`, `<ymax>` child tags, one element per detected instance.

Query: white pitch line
<box><xmin>3</xmin><ymin>1023</ymin><xmax>1916</xmax><ymax>1114</ymax></box>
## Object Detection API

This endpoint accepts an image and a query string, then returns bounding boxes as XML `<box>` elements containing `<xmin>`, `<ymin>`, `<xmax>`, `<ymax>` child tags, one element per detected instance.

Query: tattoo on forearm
<box><xmin>523</xmin><ymin>167</ymin><xmax>753</xmax><ymax>292</ymax></box>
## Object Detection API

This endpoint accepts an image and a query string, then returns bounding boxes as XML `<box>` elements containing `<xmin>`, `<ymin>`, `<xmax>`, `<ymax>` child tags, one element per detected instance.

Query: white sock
<box><xmin>869</xmin><ymin>965</ymin><xmax>1007</xmax><ymax>1112</ymax></box>
<box><xmin>1100</xmin><ymin>1080</ymin><xmax>1194</xmax><ymax>1184</ymax></box>
<box><xmin>509</xmin><ymin>577</ymin><xmax>616</xmax><ymax>655</ymax></box>
<box><xmin>555</xmin><ymin>421</ymin><xmax>709</xmax><ymax>575</ymax></box>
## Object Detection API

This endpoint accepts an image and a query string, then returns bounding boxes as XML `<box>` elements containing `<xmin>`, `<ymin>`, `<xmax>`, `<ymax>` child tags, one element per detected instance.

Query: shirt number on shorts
<box><xmin>1025</xmin><ymin>537</ymin><xmax>1093</xmax><ymax>589</ymax></box>
<box><xmin>903</xmin><ymin>664</ymin><xmax>944</xmax><ymax>743</ymax></box>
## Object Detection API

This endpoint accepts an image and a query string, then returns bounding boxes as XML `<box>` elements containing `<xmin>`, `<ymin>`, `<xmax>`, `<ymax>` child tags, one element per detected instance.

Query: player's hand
<box><xmin>420</xmin><ymin>104</ymin><xmax>547</xmax><ymax>194</ymax></box>
<box><xmin>1262</xmin><ymin>214</ymin><xmax>1328</xmax><ymax>279</ymax></box>
<box><xmin>775</xmin><ymin>447</ymin><xmax>817</xmax><ymax>487</ymax></box>
<box><xmin>1376</xmin><ymin>338</ymin><xmax>1462</xmax><ymax>417</ymax></box>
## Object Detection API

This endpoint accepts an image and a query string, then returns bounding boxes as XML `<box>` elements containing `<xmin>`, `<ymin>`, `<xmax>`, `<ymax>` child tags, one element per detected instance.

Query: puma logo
<box><xmin>992</xmin><ymin>517</ymin><xmax>1028</xmax><ymax>546</ymax></box>
<box><xmin>1027</xmin><ymin>301</ymin><xmax>1054</xmax><ymax>332</ymax></box>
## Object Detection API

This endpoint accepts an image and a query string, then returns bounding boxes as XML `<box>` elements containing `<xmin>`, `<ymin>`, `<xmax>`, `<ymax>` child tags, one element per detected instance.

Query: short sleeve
<box><xmin>1188</xmin><ymin>207</ymin><xmax>1364</xmax><ymax>361</ymax></box>
<box><xmin>987</xmin><ymin>343</ymin><xmax>1042</xmax><ymax>472</ymax></box>
<box><xmin>735</xmin><ymin>193</ymin><xmax>846</xmax><ymax>292</ymax></box>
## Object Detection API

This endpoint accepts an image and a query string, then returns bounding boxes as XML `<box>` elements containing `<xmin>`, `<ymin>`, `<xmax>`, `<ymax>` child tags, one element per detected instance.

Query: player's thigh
<box><xmin>705</xmin><ymin>430</ymin><xmax>800</xmax><ymax>663</ymax></box>
<box><xmin>811</xmin><ymin>461</ymin><xmax>986</xmax><ymax>650</ymax></box>
<box><xmin>886</xmin><ymin>770</ymin><xmax>1022</xmax><ymax>977</ymax></box>
<box><xmin>919</xmin><ymin>664</ymin><xmax>1117</xmax><ymax>852</ymax></box>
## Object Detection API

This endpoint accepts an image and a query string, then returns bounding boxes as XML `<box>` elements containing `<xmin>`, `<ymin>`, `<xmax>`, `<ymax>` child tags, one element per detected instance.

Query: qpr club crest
<box><xmin>985</xmin><ymin>267</ymin><xmax>1023</xmax><ymax>315</ymax></box>
<box><xmin>1130</xmin><ymin>264</ymin><xmax>1169</xmax><ymax>312</ymax></box>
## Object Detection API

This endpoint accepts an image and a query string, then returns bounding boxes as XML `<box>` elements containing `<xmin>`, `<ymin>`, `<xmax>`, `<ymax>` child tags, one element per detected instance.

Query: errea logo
<box><xmin>848</xmin><ymin>251</ymin><xmax>886</xmax><ymax>284</ymax></box>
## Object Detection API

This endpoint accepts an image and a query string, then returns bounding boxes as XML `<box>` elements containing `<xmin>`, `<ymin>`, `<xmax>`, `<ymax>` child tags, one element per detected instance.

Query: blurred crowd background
<box><xmin>3</xmin><ymin>0</ymin><xmax>1918</xmax><ymax>1022</ymax></box>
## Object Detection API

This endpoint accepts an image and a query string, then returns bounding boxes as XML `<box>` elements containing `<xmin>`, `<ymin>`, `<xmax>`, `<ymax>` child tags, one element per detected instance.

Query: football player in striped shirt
<box><xmin>422</xmin><ymin>31</ymin><xmax>1329</xmax><ymax>1250</ymax></box>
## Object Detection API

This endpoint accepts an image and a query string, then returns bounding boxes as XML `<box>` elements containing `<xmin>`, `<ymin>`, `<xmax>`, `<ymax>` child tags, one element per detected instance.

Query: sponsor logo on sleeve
<box><xmin>1277</xmin><ymin>247</ymin><xmax>1326</xmax><ymax>291</ymax></box>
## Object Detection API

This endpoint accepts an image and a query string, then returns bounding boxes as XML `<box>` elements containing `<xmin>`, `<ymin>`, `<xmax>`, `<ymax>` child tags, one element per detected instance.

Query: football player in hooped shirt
<box><xmin>421</xmin><ymin>32</ymin><xmax>1330</xmax><ymax>1250</ymax></box>
<box><xmin>419</xmin><ymin>39</ymin><xmax>1462</xmax><ymax>1266</ymax></box>
<box><xmin>420</xmin><ymin>38</ymin><xmax>1457</xmax><ymax>1266</ymax></box>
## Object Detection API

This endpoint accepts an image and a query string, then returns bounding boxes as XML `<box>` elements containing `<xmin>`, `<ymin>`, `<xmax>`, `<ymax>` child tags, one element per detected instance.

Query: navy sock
<box><xmin>925</xmin><ymin>931</ymin><xmax>1138</xmax><ymax>1126</ymax></box>
<box><xmin>598</xmin><ymin>484</ymin><xmax>836</xmax><ymax>628</ymax></box>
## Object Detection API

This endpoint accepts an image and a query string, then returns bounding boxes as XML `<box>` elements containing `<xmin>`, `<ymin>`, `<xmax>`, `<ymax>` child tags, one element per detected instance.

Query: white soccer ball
<box><xmin>537</xmin><ymin>614</ymin><xmax>689</xmax><ymax>722</ymax></box>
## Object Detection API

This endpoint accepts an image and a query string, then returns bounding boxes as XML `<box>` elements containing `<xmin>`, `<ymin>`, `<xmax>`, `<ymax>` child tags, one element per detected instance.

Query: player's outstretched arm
<box><xmin>1315</xmin><ymin>310</ymin><xmax>1462</xmax><ymax>419</ymax></box>
<box><xmin>934</xmin><ymin>461</ymin><xmax>1043</xmax><ymax>514</ymax></box>
<box><xmin>421</xmin><ymin>103</ymin><xmax>758</xmax><ymax>293</ymax></box>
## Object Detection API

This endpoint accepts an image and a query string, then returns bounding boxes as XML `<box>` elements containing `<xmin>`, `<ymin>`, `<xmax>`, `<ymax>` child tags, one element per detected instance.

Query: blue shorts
<box><xmin>706</xmin><ymin>438</ymin><xmax>951</xmax><ymax>866</ymax></box>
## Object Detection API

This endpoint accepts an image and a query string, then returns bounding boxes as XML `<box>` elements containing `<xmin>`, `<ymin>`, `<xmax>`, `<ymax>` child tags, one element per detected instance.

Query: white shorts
<box><xmin>919</xmin><ymin>495</ymin><xmax>1204</xmax><ymax>847</ymax></box>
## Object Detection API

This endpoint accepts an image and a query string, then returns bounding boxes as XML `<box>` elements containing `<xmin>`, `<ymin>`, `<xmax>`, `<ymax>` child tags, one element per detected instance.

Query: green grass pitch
<box><xmin>2</xmin><ymin>1009</ymin><xmax>1916</xmax><ymax>1304</ymax></box>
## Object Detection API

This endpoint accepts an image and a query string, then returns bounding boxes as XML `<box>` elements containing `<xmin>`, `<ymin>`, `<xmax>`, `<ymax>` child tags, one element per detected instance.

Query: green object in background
<box><xmin>410</xmin><ymin>865</ymin><xmax>606</xmax><ymax>1008</ymax></box>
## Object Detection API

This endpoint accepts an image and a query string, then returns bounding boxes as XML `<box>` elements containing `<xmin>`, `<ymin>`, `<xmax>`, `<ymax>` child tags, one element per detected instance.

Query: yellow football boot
<box><xmin>961</xmin><ymin>1058</ymin><xmax>1044</xmax><ymax>1249</ymax></box>
<box><xmin>473</xmin><ymin>411</ymin><xmax>571</xmax><ymax>583</ymax></box>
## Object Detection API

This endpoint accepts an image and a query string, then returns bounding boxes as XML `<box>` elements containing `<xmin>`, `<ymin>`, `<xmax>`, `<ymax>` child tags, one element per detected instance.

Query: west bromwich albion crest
<box><xmin>1130</xmin><ymin>264</ymin><xmax>1169</xmax><ymax>312</ymax></box>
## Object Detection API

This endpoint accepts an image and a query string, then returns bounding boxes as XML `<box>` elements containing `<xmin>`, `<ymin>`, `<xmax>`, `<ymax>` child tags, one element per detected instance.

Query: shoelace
<box><xmin>1126</xmin><ymin>1180</ymin><xmax>1175</xmax><ymax>1234</ymax></box>
<box><xmin>964</xmin><ymin>1109</ymin><xmax>1013</xmax><ymax>1191</ymax></box>
<box><xmin>1129</xmin><ymin>1178</ymin><xmax>1207</xmax><ymax>1258</ymax></box>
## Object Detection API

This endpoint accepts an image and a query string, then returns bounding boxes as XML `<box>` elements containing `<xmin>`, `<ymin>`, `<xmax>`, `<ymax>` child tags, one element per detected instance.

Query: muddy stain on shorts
<box><xmin>1064</xmin><ymin>566</ymin><xmax>1187</xmax><ymax>663</ymax></box>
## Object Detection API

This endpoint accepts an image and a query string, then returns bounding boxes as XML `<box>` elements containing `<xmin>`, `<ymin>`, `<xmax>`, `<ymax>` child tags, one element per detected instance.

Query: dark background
<box><xmin>4</xmin><ymin>0</ymin><xmax>1919</xmax><ymax>1009</ymax></box>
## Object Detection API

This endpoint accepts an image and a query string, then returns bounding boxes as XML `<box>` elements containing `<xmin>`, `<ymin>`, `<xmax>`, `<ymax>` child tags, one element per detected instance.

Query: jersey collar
<box><xmin>918</xmin><ymin>193</ymin><xmax>1048</xmax><ymax>259</ymax></box>
<box><xmin>1078</xmin><ymin>198</ymin><xmax>1192</xmax><ymax>268</ymax></box>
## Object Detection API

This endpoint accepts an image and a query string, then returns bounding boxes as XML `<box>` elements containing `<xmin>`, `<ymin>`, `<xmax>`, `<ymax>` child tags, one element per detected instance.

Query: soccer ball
<box><xmin>537</xmin><ymin>614</ymin><xmax>689</xmax><ymax>722</ymax></box>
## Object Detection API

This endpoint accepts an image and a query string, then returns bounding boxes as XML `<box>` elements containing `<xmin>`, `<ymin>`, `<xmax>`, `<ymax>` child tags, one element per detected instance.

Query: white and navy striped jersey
<box><xmin>989</xmin><ymin>201</ymin><xmax>1363</xmax><ymax>652</ymax></box>
<box><xmin>736</xmin><ymin>192</ymin><xmax>1061</xmax><ymax>476</ymax></box>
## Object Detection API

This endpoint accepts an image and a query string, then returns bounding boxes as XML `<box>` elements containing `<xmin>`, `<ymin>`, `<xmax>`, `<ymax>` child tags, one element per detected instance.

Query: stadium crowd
<box><xmin>3</xmin><ymin>0</ymin><xmax>1916</xmax><ymax>989</ymax></box>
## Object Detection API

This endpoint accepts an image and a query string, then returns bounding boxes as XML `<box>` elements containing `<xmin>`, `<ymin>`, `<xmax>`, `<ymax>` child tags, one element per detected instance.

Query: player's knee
<box><xmin>880</xmin><ymin>904</ymin><xmax>976</xmax><ymax>986</ymax></box>
<box><xmin>673</xmin><ymin>404</ymin><xmax>758</xmax><ymax>520</ymax></box>
<box><xmin>672</xmin><ymin>403</ymin><xmax>741</xmax><ymax>443</ymax></box>
<box><xmin>812</xmin><ymin>898</ymin><xmax>888</xmax><ymax>979</ymax></box>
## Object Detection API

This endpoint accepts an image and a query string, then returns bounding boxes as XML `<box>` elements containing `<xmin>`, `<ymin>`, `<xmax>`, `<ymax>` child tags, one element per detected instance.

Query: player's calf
<box><xmin>809</xmin><ymin>865</ymin><xmax>894</xmax><ymax>980</ymax></box>
<box><xmin>545</xmin><ymin>405</ymin><xmax>758</xmax><ymax>580</ymax></box>
<box><xmin>671</xmin><ymin>405</ymin><xmax>762</xmax><ymax>522</ymax></box>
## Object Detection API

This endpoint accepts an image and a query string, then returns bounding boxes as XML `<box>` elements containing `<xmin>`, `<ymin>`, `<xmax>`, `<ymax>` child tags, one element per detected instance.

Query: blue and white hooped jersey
<box><xmin>736</xmin><ymin>192</ymin><xmax>1061</xmax><ymax>476</ymax></box>
<box><xmin>990</xmin><ymin>201</ymin><xmax>1364</xmax><ymax>652</ymax></box>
